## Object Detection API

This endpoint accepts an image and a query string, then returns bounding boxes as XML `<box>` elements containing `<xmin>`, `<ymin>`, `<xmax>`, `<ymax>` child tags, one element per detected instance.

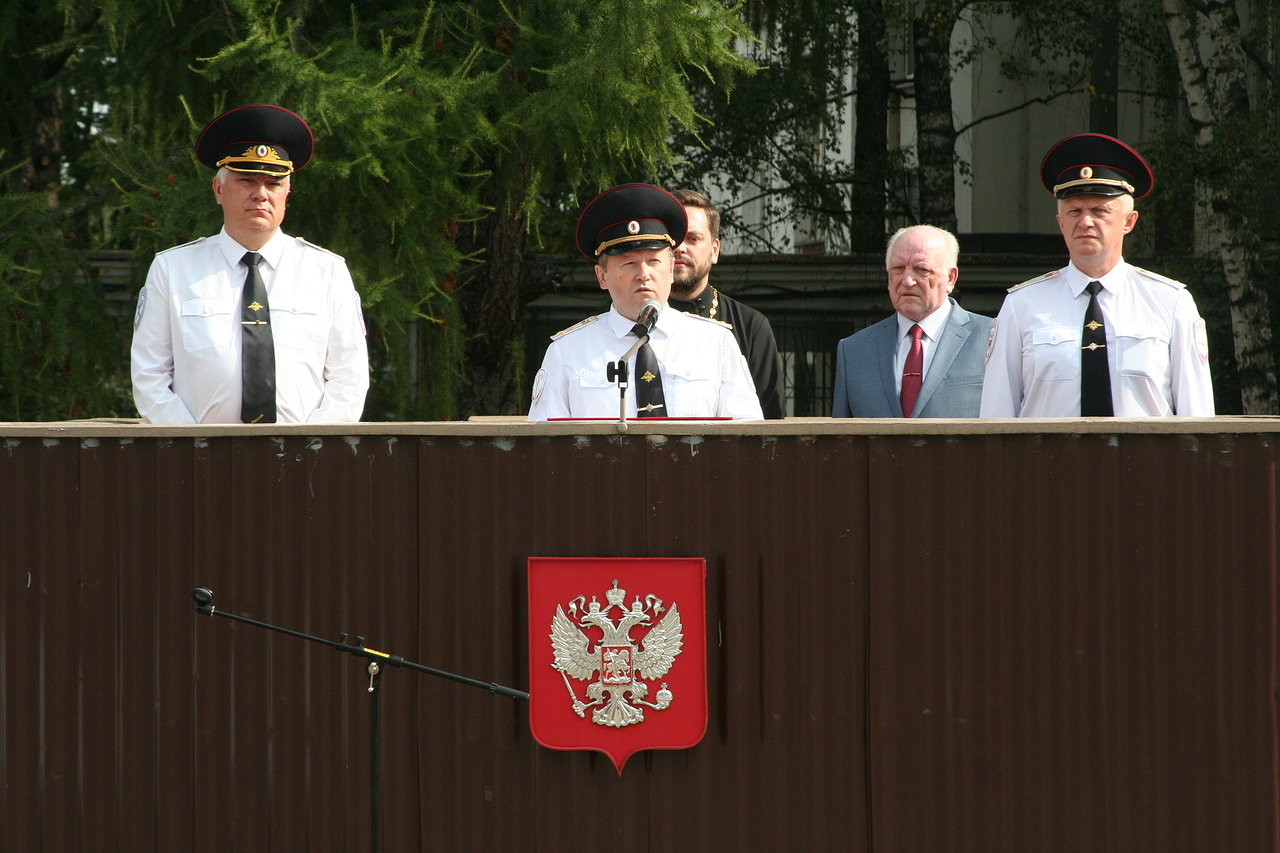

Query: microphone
<box><xmin>633</xmin><ymin>299</ymin><xmax>661</xmax><ymax>336</ymax></box>
<box><xmin>192</xmin><ymin>586</ymin><xmax>215</xmax><ymax>614</ymax></box>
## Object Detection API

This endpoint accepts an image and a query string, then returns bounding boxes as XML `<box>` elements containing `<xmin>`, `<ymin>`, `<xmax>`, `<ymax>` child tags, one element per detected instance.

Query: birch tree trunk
<box><xmin>913</xmin><ymin>0</ymin><xmax>960</xmax><ymax>233</ymax></box>
<box><xmin>1161</xmin><ymin>0</ymin><xmax>1277</xmax><ymax>412</ymax></box>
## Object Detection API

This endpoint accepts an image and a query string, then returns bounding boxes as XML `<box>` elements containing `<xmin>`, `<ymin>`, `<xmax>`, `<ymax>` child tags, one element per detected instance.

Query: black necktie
<box><xmin>240</xmin><ymin>251</ymin><xmax>277</xmax><ymax>423</ymax></box>
<box><xmin>1081</xmin><ymin>281</ymin><xmax>1113</xmax><ymax>416</ymax></box>
<box><xmin>632</xmin><ymin>324</ymin><xmax>666</xmax><ymax>417</ymax></box>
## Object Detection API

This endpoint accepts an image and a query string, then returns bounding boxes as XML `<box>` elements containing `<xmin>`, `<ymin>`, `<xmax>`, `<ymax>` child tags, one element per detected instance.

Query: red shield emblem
<box><xmin>528</xmin><ymin>557</ymin><xmax>707</xmax><ymax>774</ymax></box>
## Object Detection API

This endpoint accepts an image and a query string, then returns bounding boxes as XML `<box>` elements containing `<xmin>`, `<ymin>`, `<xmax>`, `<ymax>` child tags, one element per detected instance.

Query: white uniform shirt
<box><xmin>131</xmin><ymin>228</ymin><xmax>369</xmax><ymax>424</ymax></box>
<box><xmin>893</xmin><ymin>299</ymin><xmax>953</xmax><ymax>395</ymax></box>
<box><xmin>528</xmin><ymin>305</ymin><xmax>763</xmax><ymax>420</ymax></box>
<box><xmin>980</xmin><ymin>259</ymin><xmax>1213</xmax><ymax>417</ymax></box>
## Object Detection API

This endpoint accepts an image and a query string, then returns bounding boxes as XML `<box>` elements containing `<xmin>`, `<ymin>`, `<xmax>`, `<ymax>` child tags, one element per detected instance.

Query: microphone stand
<box><xmin>190</xmin><ymin>587</ymin><xmax>527</xmax><ymax>853</ymax></box>
<box><xmin>607</xmin><ymin>333</ymin><xmax>648</xmax><ymax>432</ymax></box>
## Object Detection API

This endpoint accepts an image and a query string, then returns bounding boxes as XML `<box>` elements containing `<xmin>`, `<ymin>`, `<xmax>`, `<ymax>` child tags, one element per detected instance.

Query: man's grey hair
<box><xmin>885</xmin><ymin>224</ymin><xmax>959</xmax><ymax>271</ymax></box>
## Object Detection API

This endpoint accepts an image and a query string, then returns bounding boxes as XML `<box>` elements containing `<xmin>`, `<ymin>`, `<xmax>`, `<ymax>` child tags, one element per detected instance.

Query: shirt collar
<box><xmin>217</xmin><ymin>227</ymin><xmax>288</xmax><ymax>270</ymax></box>
<box><xmin>605</xmin><ymin>302</ymin><xmax>684</xmax><ymax>339</ymax></box>
<box><xmin>1066</xmin><ymin>258</ymin><xmax>1129</xmax><ymax>296</ymax></box>
<box><xmin>896</xmin><ymin>297</ymin><xmax>953</xmax><ymax>342</ymax></box>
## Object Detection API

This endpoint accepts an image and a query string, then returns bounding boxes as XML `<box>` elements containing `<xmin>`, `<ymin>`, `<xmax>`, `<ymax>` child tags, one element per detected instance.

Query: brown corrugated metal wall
<box><xmin>1</xmin><ymin>423</ymin><xmax>1275</xmax><ymax>851</ymax></box>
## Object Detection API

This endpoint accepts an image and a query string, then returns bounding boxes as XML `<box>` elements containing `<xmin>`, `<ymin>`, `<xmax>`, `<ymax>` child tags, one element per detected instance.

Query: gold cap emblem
<box><xmin>216</xmin><ymin>144</ymin><xmax>294</xmax><ymax>174</ymax></box>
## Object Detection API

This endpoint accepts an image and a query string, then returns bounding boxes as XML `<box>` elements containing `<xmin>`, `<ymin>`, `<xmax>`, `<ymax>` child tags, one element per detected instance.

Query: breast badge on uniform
<box><xmin>528</xmin><ymin>557</ymin><xmax>707</xmax><ymax>774</ymax></box>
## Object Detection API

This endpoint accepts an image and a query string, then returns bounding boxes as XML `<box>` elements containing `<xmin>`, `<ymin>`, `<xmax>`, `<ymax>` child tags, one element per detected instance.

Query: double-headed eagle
<box><xmin>550</xmin><ymin>580</ymin><xmax>683</xmax><ymax>727</ymax></box>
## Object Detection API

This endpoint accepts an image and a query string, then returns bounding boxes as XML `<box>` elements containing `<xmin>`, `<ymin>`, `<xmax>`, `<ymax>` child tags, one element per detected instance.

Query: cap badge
<box><xmin>1080</xmin><ymin>166</ymin><xmax>1093</xmax><ymax>179</ymax></box>
<box><xmin>627</xmin><ymin>220</ymin><xmax>640</xmax><ymax>234</ymax></box>
<box><xmin>216</xmin><ymin>145</ymin><xmax>292</xmax><ymax>171</ymax></box>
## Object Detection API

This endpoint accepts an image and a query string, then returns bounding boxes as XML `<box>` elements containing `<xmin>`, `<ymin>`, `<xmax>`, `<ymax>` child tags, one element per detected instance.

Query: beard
<box><xmin>672</xmin><ymin>257</ymin><xmax>712</xmax><ymax>296</ymax></box>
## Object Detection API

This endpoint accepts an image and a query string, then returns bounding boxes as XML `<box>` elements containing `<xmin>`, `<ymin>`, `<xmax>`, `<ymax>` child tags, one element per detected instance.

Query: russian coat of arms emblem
<box><xmin>528</xmin><ymin>557</ymin><xmax>707</xmax><ymax>773</ymax></box>
<box><xmin>550</xmin><ymin>579</ymin><xmax>683</xmax><ymax>727</ymax></box>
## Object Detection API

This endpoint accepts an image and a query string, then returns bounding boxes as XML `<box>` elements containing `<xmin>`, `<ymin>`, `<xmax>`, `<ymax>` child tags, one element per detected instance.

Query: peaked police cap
<box><xmin>1040</xmin><ymin>133</ymin><xmax>1153</xmax><ymax>199</ymax></box>
<box><xmin>196</xmin><ymin>104</ymin><xmax>314</xmax><ymax>176</ymax></box>
<box><xmin>575</xmin><ymin>184</ymin><xmax>688</xmax><ymax>259</ymax></box>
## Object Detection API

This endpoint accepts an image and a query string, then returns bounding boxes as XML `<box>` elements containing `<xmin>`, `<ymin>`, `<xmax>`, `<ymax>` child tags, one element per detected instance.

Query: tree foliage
<box><xmin>3</xmin><ymin>0</ymin><xmax>1278</xmax><ymax>418</ymax></box>
<box><xmin>0</xmin><ymin>0</ymin><xmax>751</xmax><ymax>420</ymax></box>
<box><xmin>666</xmin><ymin>0</ymin><xmax>869</xmax><ymax>252</ymax></box>
<box><xmin>670</xmin><ymin>0</ymin><xmax>1279</xmax><ymax>411</ymax></box>
<box><xmin>1158</xmin><ymin>0</ymin><xmax>1280</xmax><ymax>411</ymax></box>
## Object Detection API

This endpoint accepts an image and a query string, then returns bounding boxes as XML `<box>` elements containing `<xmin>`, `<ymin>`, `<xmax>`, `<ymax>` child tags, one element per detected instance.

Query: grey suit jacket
<box><xmin>832</xmin><ymin>299</ymin><xmax>992</xmax><ymax>417</ymax></box>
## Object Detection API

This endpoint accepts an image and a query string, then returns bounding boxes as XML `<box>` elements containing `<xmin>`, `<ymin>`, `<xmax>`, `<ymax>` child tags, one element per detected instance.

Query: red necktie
<box><xmin>900</xmin><ymin>323</ymin><xmax>924</xmax><ymax>417</ymax></box>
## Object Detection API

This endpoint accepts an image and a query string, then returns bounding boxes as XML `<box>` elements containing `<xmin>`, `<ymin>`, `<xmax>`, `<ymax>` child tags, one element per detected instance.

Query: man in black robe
<box><xmin>668</xmin><ymin>189</ymin><xmax>785</xmax><ymax>418</ymax></box>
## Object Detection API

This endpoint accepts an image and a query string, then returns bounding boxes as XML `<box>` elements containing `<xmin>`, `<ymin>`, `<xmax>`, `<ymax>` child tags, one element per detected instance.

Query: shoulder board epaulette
<box><xmin>686</xmin><ymin>313</ymin><xmax>734</xmax><ymax>330</ymax></box>
<box><xmin>154</xmin><ymin>236</ymin><xmax>207</xmax><ymax>256</ymax></box>
<box><xmin>1132</xmin><ymin>265</ymin><xmax>1186</xmax><ymax>289</ymax></box>
<box><xmin>1006</xmin><ymin>270</ymin><xmax>1057</xmax><ymax>293</ymax></box>
<box><xmin>551</xmin><ymin>314</ymin><xmax>599</xmax><ymax>340</ymax></box>
<box><xmin>294</xmin><ymin>236</ymin><xmax>343</xmax><ymax>259</ymax></box>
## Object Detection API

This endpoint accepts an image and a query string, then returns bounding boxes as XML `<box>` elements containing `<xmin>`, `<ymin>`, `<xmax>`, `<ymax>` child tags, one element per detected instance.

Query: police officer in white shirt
<box><xmin>980</xmin><ymin>133</ymin><xmax>1214</xmax><ymax>417</ymax></box>
<box><xmin>528</xmin><ymin>184</ymin><xmax>762</xmax><ymax>421</ymax></box>
<box><xmin>131</xmin><ymin>104</ymin><xmax>369</xmax><ymax>424</ymax></box>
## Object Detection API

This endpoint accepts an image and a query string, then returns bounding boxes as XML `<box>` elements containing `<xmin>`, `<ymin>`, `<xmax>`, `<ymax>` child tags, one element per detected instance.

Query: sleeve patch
<box><xmin>531</xmin><ymin>368</ymin><xmax>547</xmax><ymax>403</ymax></box>
<box><xmin>1194</xmin><ymin>318</ymin><xmax>1209</xmax><ymax>364</ymax></box>
<box><xmin>133</xmin><ymin>287</ymin><xmax>148</xmax><ymax>329</ymax></box>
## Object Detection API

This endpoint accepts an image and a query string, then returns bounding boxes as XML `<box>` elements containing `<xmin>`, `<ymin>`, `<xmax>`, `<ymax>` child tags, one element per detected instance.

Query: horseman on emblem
<box><xmin>549</xmin><ymin>579</ymin><xmax>683</xmax><ymax>727</ymax></box>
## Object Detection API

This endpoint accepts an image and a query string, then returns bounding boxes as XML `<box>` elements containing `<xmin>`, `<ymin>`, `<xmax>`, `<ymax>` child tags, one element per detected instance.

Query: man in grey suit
<box><xmin>832</xmin><ymin>225</ymin><xmax>991</xmax><ymax>418</ymax></box>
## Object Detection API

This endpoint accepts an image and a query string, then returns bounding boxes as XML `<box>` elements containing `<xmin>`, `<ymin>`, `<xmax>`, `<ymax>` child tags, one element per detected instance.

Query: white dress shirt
<box><xmin>131</xmin><ymin>228</ymin><xmax>369</xmax><ymax>424</ymax></box>
<box><xmin>528</xmin><ymin>305</ymin><xmax>763</xmax><ymax>420</ymax></box>
<box><xmin>980</xmin><ymin>259</ymin><xmax>1214</xmax><ymax>417</ymax></box>
<box><xmin>893</xmin><ymin>299</ymin><xmax>953</xmax><ymax>395</ymax></box>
